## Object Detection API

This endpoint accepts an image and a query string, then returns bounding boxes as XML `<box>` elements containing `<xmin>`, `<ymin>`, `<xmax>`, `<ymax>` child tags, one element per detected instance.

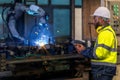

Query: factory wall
<box><xmin>75</xmin><ymin>8</ymin><xmax>82</xmax><ymax>41</ymax></box>
<box><xmin>82</xmin><ymin>0</ymin><xmax>100</xmax><ymax>41</ymax></box>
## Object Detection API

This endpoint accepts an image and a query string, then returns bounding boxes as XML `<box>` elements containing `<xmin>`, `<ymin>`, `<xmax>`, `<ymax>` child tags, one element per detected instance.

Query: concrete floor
<box><xmin>113</xmin><ymin>64</ymin><xmax>120</xmax><ymax>80</ymax></box>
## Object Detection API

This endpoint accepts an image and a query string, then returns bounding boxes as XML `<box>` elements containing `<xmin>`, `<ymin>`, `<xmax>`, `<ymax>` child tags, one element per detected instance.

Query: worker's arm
<box><xmin>80</xmin><ymin>47</ymin><xmax>94</xmax><ymax>58</ymax></box>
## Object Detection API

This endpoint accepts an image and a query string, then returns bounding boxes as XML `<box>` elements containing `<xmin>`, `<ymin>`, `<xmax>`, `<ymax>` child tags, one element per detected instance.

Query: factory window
<box><xmin>51</xmin><ymin>0</ymin><xmax>70</xmax><ymax>5</ymax></box>
<box><xmin>0</xmin><ymin>0</ymin><xmax>14</xmax><ymax>3</ymax></box>
<box><xmin>38</xmin><ymin>0</ymin><xmax>48</xmax><ymax>5</ymax></box>
<box><xmin>75</xmin><ymin>0</ymin><xmax>82</xmax><ymax>6</ymax></box>
<box><xmin>25</xmin><ymin>1</ymin><xmax>36</xmax><ymax>5</ymax></box>
<box><xmin>0</xmin><ymin>8</ymin><xmax>2</xmax><ymax>25</ymax></box>
<box><xmin>53</xmin><ymin>9</ymin><xmax>70</xmax><ymax>37</ymax></box>
<box><xmin>0</xmin><ymin>7</ymin><xmax>3</xmax><ymax>38</ymax></box>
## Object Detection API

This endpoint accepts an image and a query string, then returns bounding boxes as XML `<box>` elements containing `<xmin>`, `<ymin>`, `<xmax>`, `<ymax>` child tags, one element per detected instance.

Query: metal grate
<box><xmin>24</xmin><ymin>0</ymin><xmax>37</xmax><ymax>5</ymax></box>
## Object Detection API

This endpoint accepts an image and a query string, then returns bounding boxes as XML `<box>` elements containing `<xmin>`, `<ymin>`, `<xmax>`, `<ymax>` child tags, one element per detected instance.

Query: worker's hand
<box><xmin>74</xmin><ymin>43</ymin><xmax>86</xmax><ymax>54</ymax></box>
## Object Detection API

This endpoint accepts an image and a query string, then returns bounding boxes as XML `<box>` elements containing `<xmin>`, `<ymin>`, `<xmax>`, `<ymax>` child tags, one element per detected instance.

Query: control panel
<box><xmin>108</xmin><ymin>1</ymin><xmax>120</xmax><ymax>34</ymax></box>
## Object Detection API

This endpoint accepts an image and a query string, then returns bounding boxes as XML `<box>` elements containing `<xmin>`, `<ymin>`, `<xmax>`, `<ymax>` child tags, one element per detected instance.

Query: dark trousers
<box><xmin>92</xmin><ymin>73</ymin><xmax>113</xmax><ymax>80</ymax></box>
<box><xmin>91</xmin><ymin>64</ymin><xmax>116</xmax><ymax>80</ymax></box>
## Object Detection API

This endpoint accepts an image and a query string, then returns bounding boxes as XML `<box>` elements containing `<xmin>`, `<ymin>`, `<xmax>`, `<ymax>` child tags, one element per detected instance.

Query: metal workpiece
<box><xmin>0</xmin><ymin>44</ymin><xmax>90</xmax><ymax>79</ymax></box>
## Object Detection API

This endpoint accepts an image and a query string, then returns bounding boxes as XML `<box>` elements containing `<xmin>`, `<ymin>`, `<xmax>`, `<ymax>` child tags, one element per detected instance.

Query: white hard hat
<box><xmin>93</xmin><ymin>7</ymin><xmax>110</xmax><ymax>18</ymax></box>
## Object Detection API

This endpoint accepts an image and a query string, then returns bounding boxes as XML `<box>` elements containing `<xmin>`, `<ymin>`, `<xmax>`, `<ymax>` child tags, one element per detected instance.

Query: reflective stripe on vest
<box><xmin>97</xmin><ymin>44</ymin><xmax>117</xmax><ymax>52</ymax></box>
<box><xmin>91</xmin><ymin>62</ymin><xmax>116</xmax><ymax>67</ymax></box>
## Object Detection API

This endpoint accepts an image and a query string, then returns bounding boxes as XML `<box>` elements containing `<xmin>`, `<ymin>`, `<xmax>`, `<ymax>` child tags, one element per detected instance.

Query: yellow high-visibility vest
<box><xmin>91</xmin><ymin>26</ymin><xmax>117</xmax><ymax>67</ymax></box>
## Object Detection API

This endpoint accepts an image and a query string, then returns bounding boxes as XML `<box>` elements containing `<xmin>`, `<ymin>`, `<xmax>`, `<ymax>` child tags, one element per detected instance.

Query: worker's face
<box><xmin>93</xmin><ymin>16</ymin><xmax>102</xmax><ymax>29</ymax></box>
<box><xmin>74</xmin><ymin>44</ymin><xmax>85</xmax><ymax>53</ymax></box>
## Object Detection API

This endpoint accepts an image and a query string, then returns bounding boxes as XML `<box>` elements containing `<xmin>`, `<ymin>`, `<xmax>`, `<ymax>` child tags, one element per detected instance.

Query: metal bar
<box><xmin>7</xmin><ymin>54</ymin><xmax>80</xmax><ymax>64</ymax></box>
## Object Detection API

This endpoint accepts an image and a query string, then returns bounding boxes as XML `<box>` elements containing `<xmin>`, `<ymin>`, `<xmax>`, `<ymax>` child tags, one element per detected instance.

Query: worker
<box><xmin>73</xmin><ymin>7</ymin><xmax>117</xmax><ymax>80</ymax></box>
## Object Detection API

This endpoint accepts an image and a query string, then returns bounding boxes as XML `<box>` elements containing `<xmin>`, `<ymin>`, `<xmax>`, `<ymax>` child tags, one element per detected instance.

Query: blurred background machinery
<box><xmin>107</xmin><ymin>1</ymin><xmax>120</xmax><ymax>34</ymax></box>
